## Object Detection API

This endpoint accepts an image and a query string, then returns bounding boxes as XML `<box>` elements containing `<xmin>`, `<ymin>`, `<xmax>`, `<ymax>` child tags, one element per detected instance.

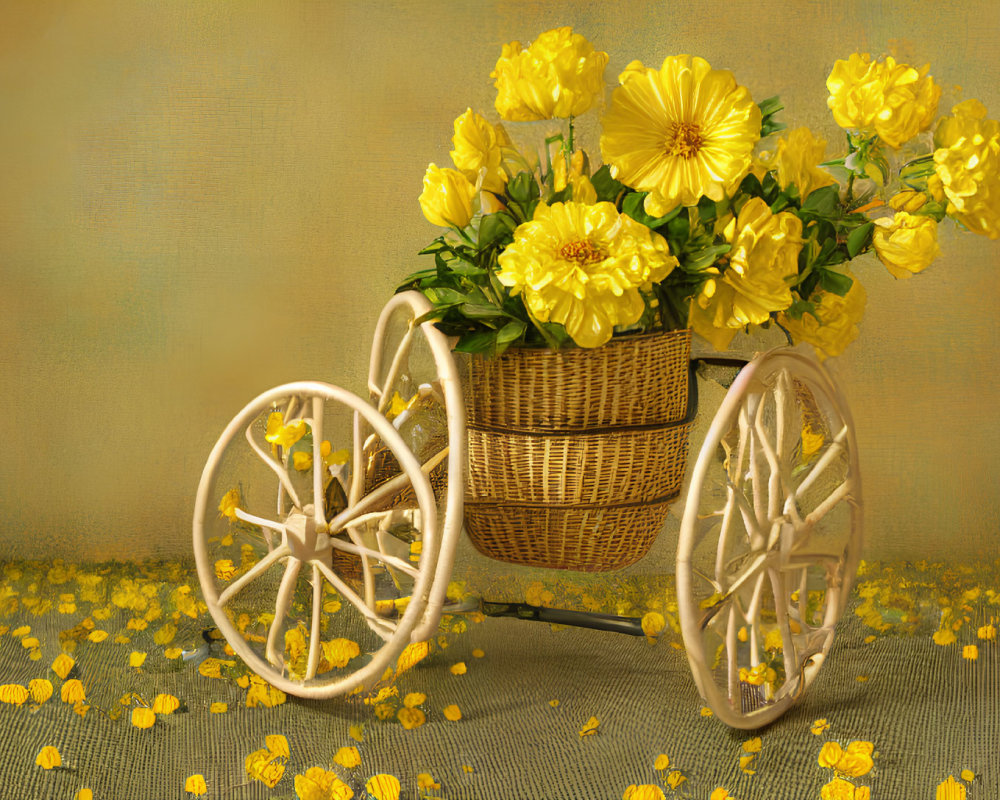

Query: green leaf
<box><xmin>782</xmin><ymin>298</ymin><xmax>818</xmax><ymax>322</ymax></box>
<box><xmin>495</xmin><ymin>319</ymin><xmax>527</xmax><ymax>345</ymax></box>
<box><xmin>846</xmin><ymin>221</ymin><xmax>875</xmax><ymax>259</ymax></box>
<box><xmin>683</xmin><ymin>243</ymin><xmax>732</xmax><ymax>272</ymax></box>
<box><xmin>458</xmin><ymin>302</ymin><xmax>506</xmax><ymax>320</ymax></box>
<box><xmin>758</xmin><ymin>95</ymin><xmax>786</xmax><ymax>138</ymax></box>
<box><xmin>800</xmin><ymin>185</ymin><xmax>839</xmax><ymax>216</ymax></box>
<box><xmin>818</xmin><ymin>269</ymin><xmax>854</xmax><ymax>297</ymax></box>
<box><xmin>453</xmin><ymin>330</ymin><xmax>499</xmax><ymax>355</ymax></box>
<box><xmin>507</xmin><ymin>172</ymin><xmax>540</xmax><ymax>220</ymax></box>
<box><xmin>590</xmin><ymin>164</ymin><xmax>627</xmax><ymax>203</ymax></box>
<box><xmin>424</xmin><ymin>287</ymin><xmax>468</xmax><ymax>305</ymax></box>
<box><xmin>478</xmin><ymin>212</ymin><xmax>517</xmax><ymax>248</ymax></box>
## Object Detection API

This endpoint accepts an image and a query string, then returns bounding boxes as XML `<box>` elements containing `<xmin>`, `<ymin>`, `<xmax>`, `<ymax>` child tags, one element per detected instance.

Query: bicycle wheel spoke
<box><xmin>217</xmin><ymin>544</ymin><xmax>291</xmax><ymax>608</ymax></box>
<box><xmin>795</xmin><ymin>424</ymin><xmax>849</xmax><ymax>499</ymax></box>
<box><xmin>245</xmin><ymin>418</ymin><xmax>302</xmax><ymax>510</ymax></box>
<box><xmin>313</xmin><ymin>559</ymin><xmax>396</xmax><ymax>642</ymax></box>
<box><xmin>305</xmin><ymin>564</ymin><xmax>323</xmax><ymax>681</ymax></box>
<box><xmin>265</xmin><ymin>557</ymin><xmax>302</xmax><ymax>668</ymax></box>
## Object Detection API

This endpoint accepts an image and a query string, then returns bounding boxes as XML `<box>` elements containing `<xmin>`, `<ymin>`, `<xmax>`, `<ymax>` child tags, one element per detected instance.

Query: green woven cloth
<box><xmin>0</xmin><ymin>556</ymin><xmax>995</xmax><ymax>799</ymax></box>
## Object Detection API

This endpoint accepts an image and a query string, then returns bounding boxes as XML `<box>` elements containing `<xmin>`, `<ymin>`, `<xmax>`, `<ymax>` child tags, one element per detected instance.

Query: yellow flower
<box><xmin>333</xmin><ymin>746</ymin><xmax>361</xmax><ymax>769</ymax></box>
<box><xmin>779</xmin><ymin>274</ymin><xmax>866</xmax><ymax>361</ymax></box>
<box><xmin>218</xmin><ymin>488</ymin><xmax>240</xmax><ymax>521</ymax></box>
<box><xmin>397</xmin><ymin>706</ymin><xmax>426</xmax><ymax>729</ymax></box>
<box><xmin>365</xmin><ymin>774</ymin><xmax>401</xmax><ymax>800</ymax></box>
<box><xmin>759</xmin><ymin>127</ymin><xmax>836</xmax><ymax>200</ymax></box>
<box><xmin>265</xmin><ymin>412</ymin><xmax>308</xmax><ymax>450</ymax></box>
<box><xmin>131</xmin><ymin>707</ymin><xmax>156</xmax><ymax>729</ymax></box>
<box><xmin>419</xmin><ymin>163</ymin><xmax>477</xmax><ymax>230</ymax></box>
<box><xmin>450</xmin><ymin>108</ymin><xmax>509</xmax><ymax>194</ymax></box>
<box><xmin>214</xmin><ymin>559</ymin><xmax>237</xmax><ymax>581</ymax></box>
<box><xmin>689</xmin><ymin>197</ymin><xmax>801</xmax><ymax>349</ymax></box>
<box><xmin>295</xmin><ymin>766</ymin><xmax>354</xmax><ymax>800</ymax></box>
<box><xmin>933</xmin><ymin>99</ymin><xmax>1000</xmax><ymax>239</ymax></box>
<box><xmin>872</xmin><ymin>211</ymin><xmax>940</xmax><ymax>278</ymax></box>
<box><xmin>640</xmin><ymin>612</ymin><xmax>665</xmax><ymax>640</ymax></box>
<box><xmin>246</xmin><ymin>748</ymin><xmax>285</xmax><ymax>788</ymax></box>
<box><xmin>935</xmin><ymin>775</ymin><xmax>967</xmax><ymax>800</ymax></box>
<box><xmin>826</xmin><ymin>53</ymin><xmax>940</xmax><ymax>147</ymax></box>
<box><xmin>818</xmin><ymin>741</ymin><xmax>874</xmax><ymax>777</ymax></box>
<box><xmin>601</xmin><ymin>55</ymin><xmax>761</xmax><ymax>215</ymax></box>
<box><xmin>623</xmin><ymin>786</ymin><xmax>666</xmax><ymax>800</ymax></box>
<box><xmin>184</xmin><ymin>774</ymin><xmax>208</xmax><ymax>796</ymax></box>
<box><xmin>443</xmin><ymin>703</ymin><xmax>462</xmax><ymax>721</ymax></box>
<box><xmin>497</xmin><ymin>201</ymin><xmax>677</xmax><ymax>348</ymax></box>
<box><xmin>492</xmin><ymin>27</ymin><xmax>608</xmax><ymax>121</ymax></box>
<box><xmin>35</xmin><ymin>746</ymin><xmax>61</xmax><ymax>769</ymax></box>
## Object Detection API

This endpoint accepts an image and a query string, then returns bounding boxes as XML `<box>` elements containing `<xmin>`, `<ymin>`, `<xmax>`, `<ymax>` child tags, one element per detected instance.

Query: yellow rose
<box><xmin>496</xmin><ymin>201</ymin><xmax>678</xmax><ymax>348</ymax></box>
<box><xmin>872</xmin><ymin>211</ymin><xmax>941</xmax><ymax>278</ymax></box>
<box><xmin>689</xmin><ymin>197</ymin><xmax>801</xmax><ymax>350</ymax></box>
<box><xmin>759</xmin><ymin>127</ymin><xmax>836</xmax><ymax>200</ymax></box>
<box><xmin>779</xmin><ymin>274</ymin><xmax>866</xmax><ymax>361</ymax></box>
<box><xmin>450</xmin><ymin>108</ymin><xmax>509</xmax><ymax>194</ymax></box>
<box><xmin>418</xmin><ymin>163</ymin><xmax>477</xmax><ymax>229</ymax></box>
<box><xmin>826</xmin><ymin>53</ymin><xmax>940</xmax><ymax>147</ymax></box>
<box><xmin>492</xmin><ymin>27</ymin><xmax>608</xmax><ymax>121</ymax></box>
<box><xmin>933</xmin><ymin>99</ymin><xmax>1000</xmax><ymax>239</ymax></box>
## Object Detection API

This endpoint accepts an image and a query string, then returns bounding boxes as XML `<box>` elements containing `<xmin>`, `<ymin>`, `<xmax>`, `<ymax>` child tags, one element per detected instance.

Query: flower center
<box><xmin>560</xmin><ymin>239</ymin><xmax>607</xmax><ymax>265</ymax></box>
<box><xmin>666</xmin><ymin>121</ymin><xmax>704</xmax><ymax>159</ymax></box>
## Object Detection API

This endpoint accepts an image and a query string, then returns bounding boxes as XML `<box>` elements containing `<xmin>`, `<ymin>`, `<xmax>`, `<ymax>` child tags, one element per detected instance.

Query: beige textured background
<box><xmin>1</xmin><ymin>0</ymin><xmax>997</xmax><ymax>562</ymax></box>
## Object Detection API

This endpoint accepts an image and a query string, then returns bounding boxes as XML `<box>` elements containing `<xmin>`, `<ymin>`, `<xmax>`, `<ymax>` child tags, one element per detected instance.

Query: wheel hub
<box><xmin>283</xmin><ymin>505</ymin><xmax>331</xmax><ymax>561</ymax></box>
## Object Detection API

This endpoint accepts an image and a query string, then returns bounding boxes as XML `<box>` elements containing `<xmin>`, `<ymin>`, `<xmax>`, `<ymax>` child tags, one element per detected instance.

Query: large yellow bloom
<box><xmin>492</xmin><ymin>27</ymin><xmax>608</xmax><ymax>121</ymax></box>
<box><xmin>779</xmin><ymin>275</ymin><xmax>866</xmax><ymax>361</ymax></box>
<box><xmin>872</xmin><ymin>211</ymin><xmax>940</xmax><ymax>278</ymax></box>
<box><xmin>418</xmin><ymin>164</ymin><xmax>477</xmax><ymax>229</ymax></box>
<box><xmin>826</xmin><ymin>53</ymin><xmax>940</xmax><ymax>148</ymax></box>
<box><xmin>600</xmin><ymin>55</ymin><xmax>761</xmax><ymax>216</ymax></box>
<box><xmin>496</xmin><ymin>201</ymin><xmax>678</xmax><ymax>348</ymax></box>
<box><xmin>933</xmin><ymin>99</ymin><xmax>1000</xmax><ymax>239</ymax></box>
<box><xmin>689</xmin><ymin>198</ymin><xmax>801</xmax><ymax>350</ymax></box>
<box><xmin>758</xmin><ymin>127</ymin><xmax>836</xmax><ymax>200</ymax></box>
<box><xmin>450</xmin><ymin>109</ymin><xmax>510</xmax><ymax>194</ymax></box>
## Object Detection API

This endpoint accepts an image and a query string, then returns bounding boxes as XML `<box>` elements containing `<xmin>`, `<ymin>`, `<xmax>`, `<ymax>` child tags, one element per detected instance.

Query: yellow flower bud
<box><xmin>450</xmin><ymin>108</ymin><xmax>508</xmax><ymax>194</ymax></box>
<box><xmin>873</xmin><ymin>211</ymin><xmax>941</xmax><ymax>278</ymax></box>
<box><xmin>889</xmin><ymin>190</ymin><xmax>927</xmax><ymax>213</ymax></box>
<box><xmin>418</xmin><ymin>164</ymin><xmax>476</xmax><ymax>229</ymax></box>
<box><xmin>760</xmin><ymin>127</ymin><xmax>836</xmax><ymax>200</ymax></box>
<box><xmin>492</xmin><ymin>27</ymin><xmax>608</xmax><ymax>121</ymax></box>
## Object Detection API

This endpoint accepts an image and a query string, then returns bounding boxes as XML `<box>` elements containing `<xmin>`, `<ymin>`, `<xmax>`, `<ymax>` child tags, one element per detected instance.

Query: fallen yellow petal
<box><xmin>443</xmin><ymin>703</ymin><xmax>462</xmax><ymax>721</ymax></box>
<box><xmin>549</xmin><ymin>699</ymin><xmax>560</xmax><ymax>708</ymax></box>
<box><xmin>131</xmin><ymin>707</ymin><xmax>156</xmax><ymax>729</ymax></box>
<box><xmin>700</xmin><ymin>706</ymin><xmax>713</xmax><ymax>717</ymax></box>
<box><xmin>129</xmin><ymin>651</ymin><xmax>147</xmax><ymax>668</ymax></box>
<box><xmin>641</xmin><ymin>611</ymin><xmax>665</xmax><ymax>638</ymax></box>
<box><xmin>184</xmin><ymin>774</ymin><xmax>207</xmax><ymax>796</ymax></box>
<box><xmin>579</xmin><ymin>716</ymin><xmax>600</xmax><ymax>736</ymax></box>
<box><xmin>60</xmin><ymin>679</ymin><xmax>86</xmax><ymax>704</ymax></box>
<box><xmin>403</xmin><ymin>692</ymin><xmax>426</xmax><ymax>708</ymax></box>
<box><xmin>28</xmin><ymin>679</ymin><xmax>53</xmax><ymax>704</ymax></box>
<box><xmin>811</xmin><ymin>718</ymin><xmax>831</xmax><ymax>735</ymax></box>
<box><xmin>152</xmin><ymin>693</ymin><xmax>180</xmax><ymax>714</ymax></box>
<box><xmin>348</xmin><ymin>723</ymin><xmax>364</xmax><ymax>742</ymax></box>
<box><xmin>265</xmin><ymin>734</ymin><xmax>290</xmax><ymax>759</ymax></box>
<box><xmin>665</xmin><ymin>770</ymin><xmax>686</xmax><ymax>789</ymax></box>
<box><xmin>365</xmin><ymin>774</ymin><xmax>401</xmax><ymax>800</ymax></box>
<box><xmin>35</xmin><ymin>746</ymin><xmax>61</xmax><ymax>769</ymax></box>
<box><xmin>963</xmin><ymin>645</ymin><xmax>979</xmax><ymax>660</ymax></box>
<box><xmin>933</xmin><ymin>628</ymin><xmax>957</xmax><ymax>646</ymax></box>
<box><xmin>12</xmin><ymin>625</ymin><xmax>30</xmax><ymax>638</ymax></box>
<box><xmin>742</xmin><ymin>736</ymin><xmax>762</xmax><ymax>753</ymax></box>
<box><xmin>333</xmin><ymin>746</ymin><xmax>361</xmax><ymax>769</ymax></box>
<box><xmin>75</xmin><ymin>790</ymin><xmax>93</xmax><ymax>800</ymax></box>
<box><xmin>417</xmin><ymin>772</ymin><xmax>440</xmax><ymax>790</ymax></box>
<box><xmin>449</xmin><ymin>662</ymin><xmax>467</xmax><ymax>675</ymax></box>
<box><xmin>153</xmin><ymin>622</ymin><xmax>177</xmax><ymax>645</ymax></box>
<box><xmin>210</xmin><ymin>702</ymin><xmax>228</xmax><ymax>713</ymax></box>
<box><xmin>0</xmin><ymin>684</ymin><xmax>29</xmax><ymax>705</ymax></box>
<box><xmin>86</xmin><ymin>630</ymin><xmax>108</xmax><ymax>643</ymax></box>
<box><xmin>21</xmin><ymin>636</ymin><xmax>40</xmax><ymax>648</ymax></box>
<box><xmin>164</xmin><ymin>647</ymin><xmax>183</xmax><ymax>659</ymax></box>
<box><xmin>397</xmin><ymin>707</ymin><xmax>426</xmax><ymax>730</ymax></box>
<box><xmin>653</xmin><ymin>753</ymin><xmax>670</xmax><ymax>770</ymax></box>
<box><xmin>472</xmin><ymin>648</ymin><xmax>485</xmax><ymax>658</ymax></box>
<box><xmin>935</xmin><ymin>775</ymin><xmax>967</xmax><ymax>800</ymax></box>
<box><xmin>623</xmin><ymin>785</ymin><xmax>666</xmax><ymax>800</ymax></box>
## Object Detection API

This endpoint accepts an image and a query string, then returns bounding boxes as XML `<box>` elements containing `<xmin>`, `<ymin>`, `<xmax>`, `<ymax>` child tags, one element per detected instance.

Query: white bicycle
<box><xmin>193</xmin><ymin>291</ymin><xmax>861</xmax><ymax>730</ymax></box>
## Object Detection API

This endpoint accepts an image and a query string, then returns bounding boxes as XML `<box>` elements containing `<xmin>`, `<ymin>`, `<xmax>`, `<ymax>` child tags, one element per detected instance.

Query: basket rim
<box><xmin>464</xmin><ymin>490</ymin><xmax>680</xmax><ymax>511</ymax></box>
<box><xmin>477</xmin><ymin>326</ymin><xmax>692</xmax><ymax>358</ymax></box>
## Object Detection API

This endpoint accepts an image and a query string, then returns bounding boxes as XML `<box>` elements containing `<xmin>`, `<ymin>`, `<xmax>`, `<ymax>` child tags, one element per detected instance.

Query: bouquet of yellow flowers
<box><xmin>400</xmin><ymin>27</ymin><xmax>1000</xmax><ymax>358</ymax></box>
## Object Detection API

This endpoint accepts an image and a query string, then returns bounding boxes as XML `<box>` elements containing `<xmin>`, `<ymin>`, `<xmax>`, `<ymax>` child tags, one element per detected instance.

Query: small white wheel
<box><xmin>677</xmin><ymin>349</ymin><xmax>862</xmax><ymax>729</ymax></box>
<box><xmin>192</xmin><ymin>292</ymin><xmax>465</xmax><ymax>700</ymax></box>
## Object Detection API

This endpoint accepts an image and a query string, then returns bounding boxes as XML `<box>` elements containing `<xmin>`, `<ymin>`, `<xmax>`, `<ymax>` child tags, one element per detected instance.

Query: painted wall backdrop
<box><xmin>1</xmin><ymin>0</ymin><xmax>997</xmax><ymax>563</ymax></box>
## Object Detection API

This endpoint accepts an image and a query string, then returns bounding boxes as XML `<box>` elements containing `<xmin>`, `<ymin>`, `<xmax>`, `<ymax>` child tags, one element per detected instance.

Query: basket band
<box><xmin>464</xmin><ymin>490</ymin><xmax>680</xmax><ymax>511</ymax></box>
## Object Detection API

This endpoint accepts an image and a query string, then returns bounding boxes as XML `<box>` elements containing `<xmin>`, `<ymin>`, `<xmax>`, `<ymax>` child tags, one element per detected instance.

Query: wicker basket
<box><xmin>463</xmin><ymin>328</ymin><xmax>693</xmax><ymax>572</ymax></box>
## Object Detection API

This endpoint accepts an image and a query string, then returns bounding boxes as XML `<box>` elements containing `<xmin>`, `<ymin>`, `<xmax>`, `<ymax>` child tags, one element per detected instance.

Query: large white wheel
<box><xmin>192</xmin><ymin>292</ymin><xmax>465</xmax><ymax>699</ymax></box>
<box><xmin>677</xmin><ymin>349</ymin><xmax>862</xmax><ymax>729</ymax></box>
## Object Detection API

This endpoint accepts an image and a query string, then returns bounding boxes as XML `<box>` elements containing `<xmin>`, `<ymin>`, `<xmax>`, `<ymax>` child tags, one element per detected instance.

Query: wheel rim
<box><xmin>677</xmin><ymin>350</ymin><xmax>862</xmax><ymax>728</ymax></box>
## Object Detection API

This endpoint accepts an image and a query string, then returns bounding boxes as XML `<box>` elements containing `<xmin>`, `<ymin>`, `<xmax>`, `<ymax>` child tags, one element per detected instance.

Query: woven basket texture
<box><xmin>463</xmin><ymin>329</ymin><xmax>692</xmax><ymax>572</ymax></box>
